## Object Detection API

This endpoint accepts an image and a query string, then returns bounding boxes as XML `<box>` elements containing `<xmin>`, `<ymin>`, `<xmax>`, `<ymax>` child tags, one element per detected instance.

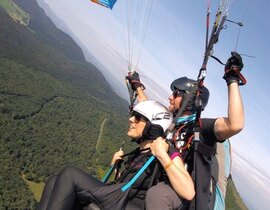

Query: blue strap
<box><xmin>102</xmin><ymin>165</ymin><xmax>115</xmax><ymax>183</ymax></box>
<box><xmin>121</xmin><ymin>155</ymin><xmax>155</xmax><ymax>192</ymax></box>
<box><xmin>176</xmin><ymin>113</ymin><xmax>196</xmax><ymax>125</ymax></box>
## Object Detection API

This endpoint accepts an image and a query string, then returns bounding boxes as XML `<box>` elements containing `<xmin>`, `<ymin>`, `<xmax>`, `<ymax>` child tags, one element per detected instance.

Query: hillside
<box><xmin>225</xmin><ymin>176</ymin><xmax>249</xmax><ymax>210</ymax></box>
<box><xmin>0</xmin><ymin>0</ymin><xmax>132</xmax><ymax>208</ymax></box>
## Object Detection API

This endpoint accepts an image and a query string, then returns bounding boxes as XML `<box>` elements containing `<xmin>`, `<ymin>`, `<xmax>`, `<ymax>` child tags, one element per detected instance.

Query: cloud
<box><xmin>232</xmin><ymin>150</ymin><xmax>270</xmax><ymax>210</ymax></box>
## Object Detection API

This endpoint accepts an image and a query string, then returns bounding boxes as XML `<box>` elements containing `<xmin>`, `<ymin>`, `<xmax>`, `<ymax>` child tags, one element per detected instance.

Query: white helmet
<box><xmin>133</xmin><ymin>100</ymin><xmax>173</xmax><ymax>132</ymax></box>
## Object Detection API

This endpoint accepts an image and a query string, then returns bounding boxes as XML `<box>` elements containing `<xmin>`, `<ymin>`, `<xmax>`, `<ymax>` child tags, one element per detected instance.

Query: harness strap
<box><xmin>195</xmin><ymin>142</ymin><xmax>216</xmax><ymax>158</ymax></box>
<box><xmin>102</xmin><ymin>164</ymin><xmax>117</xmax><ymax>183</ymax></box>
<box><xmin>189</xmin><ymin>141</ymin><xmax>216</xmax><ymax>210</ymax></box>
<box><xmin>102</xmin><ymin>148</ymin><xmax>150</xmax><ymax>183</ymax></box>
<box><xmin>120</xmin><ymin>148</ymin><xmax>150</xmax><ymax>158</ymax></box>
<box><xmin>121</xmin><ymin>155</ymin><xmax>155</xmax><ymax>192</ymax></box>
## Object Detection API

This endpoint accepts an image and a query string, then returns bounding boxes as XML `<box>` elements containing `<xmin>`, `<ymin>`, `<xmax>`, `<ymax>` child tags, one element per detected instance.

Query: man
<box><xmin>125</xmin><ymin>52</ymin><xmax>245</xmax><ymax>210</ymax></box>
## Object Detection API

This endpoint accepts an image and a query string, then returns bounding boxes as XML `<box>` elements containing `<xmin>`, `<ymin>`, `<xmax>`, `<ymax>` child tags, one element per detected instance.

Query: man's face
<box><xmin>168</xmin><ymin>91</ymin><xmax>183</xmax><ymax>113</ymax></box>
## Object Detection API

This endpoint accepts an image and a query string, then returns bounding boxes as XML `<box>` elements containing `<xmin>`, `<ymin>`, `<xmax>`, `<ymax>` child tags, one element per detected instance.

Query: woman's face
<box><xmin>127</xmin><ymin>112</ymin><xmax>147</xmax><ymax>139</ymax></box>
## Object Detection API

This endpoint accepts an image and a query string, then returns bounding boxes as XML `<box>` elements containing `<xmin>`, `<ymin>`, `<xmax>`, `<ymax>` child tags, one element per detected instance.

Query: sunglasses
<box><xmin>172</xmin><ymin>90</ymin><xmax>185</xmax><ymax>98</ymax></box>
<box><xmin>131</xmin><ymin>111</ymin><xmax>149</xmax><ymax>122</ymax></box>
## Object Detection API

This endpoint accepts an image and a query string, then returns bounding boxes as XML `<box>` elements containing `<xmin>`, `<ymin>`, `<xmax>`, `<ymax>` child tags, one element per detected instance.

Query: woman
<box><xmin>38</xmin><ymin>100</ymin><xmax>195</xmax><ymax>210</ymax></box>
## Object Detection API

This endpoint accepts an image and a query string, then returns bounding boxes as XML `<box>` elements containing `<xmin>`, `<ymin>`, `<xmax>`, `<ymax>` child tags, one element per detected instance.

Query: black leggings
<box><xmin>38</xmin><ymin>166</ymin><xmax>143</xmax><ymax>210</ymax></box>
<box><xmin>38</xmin><ymin>166</ymin><xmax>105</xmax><ymax>210</ymax></box>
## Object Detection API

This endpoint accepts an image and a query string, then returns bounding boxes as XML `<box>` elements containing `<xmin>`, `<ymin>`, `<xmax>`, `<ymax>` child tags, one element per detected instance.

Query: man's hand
<box><xmin>225</xmin><ymin>51</ymin><xmax>244</xmax><ymax>71</ymax></box>
<box><xmin>125</xmin><ymin>71</ymin><xmax>145</xmax><ymax>90</ymax></box>
<box><xmin>223</xmin><ymin>52</ymin><xmax>246</xmax><ymax>85</ymax></box>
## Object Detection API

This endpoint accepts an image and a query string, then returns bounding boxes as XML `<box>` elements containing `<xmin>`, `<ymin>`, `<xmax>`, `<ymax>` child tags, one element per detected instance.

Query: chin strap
<box><xmin>166</xmin><ymin>85</ymin><xmax>198</xmax><ymax>142</ymax></box>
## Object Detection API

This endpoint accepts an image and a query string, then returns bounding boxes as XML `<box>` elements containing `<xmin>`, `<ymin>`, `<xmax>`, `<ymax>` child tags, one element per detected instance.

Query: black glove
<box><xmin>142</xmin><ymin>122</ymin><xmax>165</xmax><ymax>140</ymax></box>
<box><xmin>223</xmin><ymin>52</ymin><xmax>246</xmax><ymax>86</ymax></box>
<box><xmin>125</xmin><ymin>71</ymin><xmax>145</xmax><ymax>90</ymax></box>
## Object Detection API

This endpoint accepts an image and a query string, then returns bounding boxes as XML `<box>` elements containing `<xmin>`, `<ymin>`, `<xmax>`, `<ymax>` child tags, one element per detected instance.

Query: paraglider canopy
<box><xmin>90</xmin><ymin>0</ymin><xmax>153</xmax><ymax>73</ymax></box>
<box><xmin>91</xmin><ymin>0</ymin><xmax>117</xmax><ymax>9</ymax></box>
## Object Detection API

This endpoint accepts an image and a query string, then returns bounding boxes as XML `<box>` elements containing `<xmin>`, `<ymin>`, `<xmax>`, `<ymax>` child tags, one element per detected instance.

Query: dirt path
<box><xmin>95</xmin><ymin>118</ymin><xmax>108</xmax><ymax>150</ymax></box>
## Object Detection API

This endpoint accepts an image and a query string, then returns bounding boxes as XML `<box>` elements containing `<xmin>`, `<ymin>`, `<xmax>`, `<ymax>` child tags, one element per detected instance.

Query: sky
<box><xmin>37</xmin><ymin>0</ymin><xmax>270</xmax><ymax>209</ymax></box>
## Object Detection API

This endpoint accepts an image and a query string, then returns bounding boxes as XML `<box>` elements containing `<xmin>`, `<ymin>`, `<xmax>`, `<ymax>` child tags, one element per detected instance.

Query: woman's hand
<box><xmin>150</xmin><ymin>137</ymin><xmax>169</xmax><ymax>158</ymax></box>
<box><xmin>151</xmin><ymin>138</ymin><xmax>195</xmax><ymax>201</ymax></box>
<box><xmin>111</xmin><ymin>150</ymin><xmax>124</xmax><ymax>165</ymax></box>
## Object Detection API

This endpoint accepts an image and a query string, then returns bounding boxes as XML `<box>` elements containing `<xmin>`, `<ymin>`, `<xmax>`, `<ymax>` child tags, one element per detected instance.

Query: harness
<box><xmin>169</xmin><ymin>116</ymin><xmax>217</xmax><ymax>210</ymax></box>
<box><xmin>102</xmin><ymin>148</ymin><xmax>159</xmax><ymax>192</ymax></box>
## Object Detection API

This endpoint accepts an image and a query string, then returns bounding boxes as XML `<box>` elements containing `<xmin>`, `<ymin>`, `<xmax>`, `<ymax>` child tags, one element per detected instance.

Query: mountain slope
<box><xmin>225</xmin><ymin>177</ymin><xmax>249</xmax><ymax>210</ymax></box>
<box><xmin>0</xmin><ymin>0</ymin><xmax>131</xmax><ymax>208</ymax></box>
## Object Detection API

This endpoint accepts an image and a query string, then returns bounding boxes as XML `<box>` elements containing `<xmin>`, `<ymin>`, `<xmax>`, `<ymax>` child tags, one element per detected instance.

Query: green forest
<box><xmin>0</xmin><ymin>0</ymin><xmax>248</xmax><ymax>209</ymax></box>
<box><xmin>0</xmin><ymin>0</ymin><xmax>133</xmax><ymax>208</ymax></box>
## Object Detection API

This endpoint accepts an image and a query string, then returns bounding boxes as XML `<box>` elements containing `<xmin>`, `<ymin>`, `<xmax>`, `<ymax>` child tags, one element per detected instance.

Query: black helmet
<box><xmin>170</xmin><ymin>77</ymin><xmax>196</xmax><ymax>93</ymax></box>
<box><xmin>170</xmin><ymin>77</ymin><xmax>210</xmax><ymax>111</ymax></box>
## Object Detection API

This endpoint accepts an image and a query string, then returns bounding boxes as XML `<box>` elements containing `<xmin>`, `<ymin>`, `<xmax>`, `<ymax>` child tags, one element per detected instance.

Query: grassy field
<box><xmin>0</xmin><ymin>0</ymin><xmax>29</xmax><ymax>25</ymax></box>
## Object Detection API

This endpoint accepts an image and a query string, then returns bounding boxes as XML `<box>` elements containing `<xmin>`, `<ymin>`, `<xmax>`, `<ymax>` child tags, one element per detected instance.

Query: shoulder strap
<box><xmin>121</xmin><ymin>155</ymin><xmax>155</xmax><ymax>192</ymax></box>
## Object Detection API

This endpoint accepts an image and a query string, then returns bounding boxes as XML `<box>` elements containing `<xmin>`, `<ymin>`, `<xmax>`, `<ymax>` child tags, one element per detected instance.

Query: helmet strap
<box><xmin>166</xmin><ymin>88</ymin><xmax>196</xmax><ymax>133</ymax></box>
<box><xmin>131</xmin><ymin>137</ymin><xmax>143</xmax><ymax>144</ymax></box>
